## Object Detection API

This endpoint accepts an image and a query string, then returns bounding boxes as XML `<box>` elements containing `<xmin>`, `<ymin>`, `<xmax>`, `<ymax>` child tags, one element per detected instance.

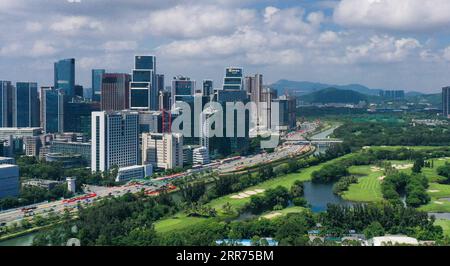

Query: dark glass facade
<box><xmin>54</xmin><ymin>58</ymin><xmax>75</xmax><ymax>96</ymax></box>
<box><xmin>64</xmin><ymin>101</ymin><xmax>100</xmax><ymax>136</ymax></box>
<box><xmin>0</xmin><ymin>81</ymin><xmax>13</xmax><ymax>127</ymax></box>
<box><xmin>92</xmin><ymin>69</ymin><xmax>105</xmax><ymax>100</ymax></box>
<box><xmin>15</xmin><ymin>82</ymin><xmax>39</xmax><ymax>127</ymax></box>
<box><xmin>130</xmin><ymin>88</ymin><xmax>150</xmax><ymax>108</ymax></box>
<box><xmin>42</xmin><ymin>88</ymin><xmax>62</xmax><ymax>133</ymax></box>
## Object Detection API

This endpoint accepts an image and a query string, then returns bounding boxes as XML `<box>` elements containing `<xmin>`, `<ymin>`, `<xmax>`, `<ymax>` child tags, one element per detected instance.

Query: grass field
<box><xmin>341</xmin><ymin>165</ymin><xmax>384</xmax><ymax>202</ymax></box>
<box><xmin>435</xmin><ymin>220</ymin><xmax>450</xmax><ymax>237</ymax></box>
<box><xmin>418</xmin><ymin>158</ymin><xmax>450</xmax><ymax>213</ymax></box>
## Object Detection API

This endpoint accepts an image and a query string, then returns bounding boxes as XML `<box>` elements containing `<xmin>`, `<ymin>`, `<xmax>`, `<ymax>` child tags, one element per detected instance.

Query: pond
<box><xmin>303</xmin><ymin>181</ymin><xmax>353</xmax><ymax>213</ymax></box>
<box><xmin>0</xmin><ymin>232</ymin><xmax>37</xmax><ymax>246</ymax></box>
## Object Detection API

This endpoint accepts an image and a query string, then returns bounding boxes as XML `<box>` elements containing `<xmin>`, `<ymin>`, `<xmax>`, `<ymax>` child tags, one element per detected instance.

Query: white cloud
<box><xmin>102</xmin><ymin>41</ymin><xmax>138</xmax><ymax>52</ymax></box>
<box><xmin>29</xmin><ymin>41</ymin><xmax>57</xmax><ymax>57</ymax></box>
<box><xmin>443</xmin><ymin>47</ymin><xmax>450</xmax><ymax>61</ymax></box>
<box><xmin>50</xmin><ymin>16</ymin><xmax>104</xmax><ymax>35</ymax></box>
<box><xmin>136</xmin><ymin>5</ymin><xmax>256</xmax><ymax>38</ymax></box>
<box><xmin>334</xmin><ymin>0</ymin><xmax>450</xmax><ymax>31</ymax></box>
<box><xmin>264</xmin><ymin>6</ymin><xmax>323</xmax><ymax>34</ymax></box>
<box><xmin>345</xmin><ymin>35</ymin><xmax>421</xmax><ymax>63</ymax></box>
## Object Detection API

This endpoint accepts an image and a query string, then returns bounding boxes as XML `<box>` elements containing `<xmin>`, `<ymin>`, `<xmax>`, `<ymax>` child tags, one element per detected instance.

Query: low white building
<box><xmin>368</xmin><ymin>236</ymin><xmax>419</xmax><ymax>246</ymax></box>
<box><xmin>116</xmin><ymin>164</ymin><xmax>153</xmax><ymax>183</ymax></box>
<box><xmin>193</xmin><ymin>146</ymin><xmax>210</xmax><ymax>165</ymax></box>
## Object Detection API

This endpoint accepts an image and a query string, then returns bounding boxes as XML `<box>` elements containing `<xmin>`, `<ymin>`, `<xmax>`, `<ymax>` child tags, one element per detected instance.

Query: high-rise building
<box><xmin>54</xmin><ymin>58</ymin><xmax>75</xmax><ymax>97</ymax></box>
<box><xmin>101</xmin><ymin>73</ymin><xmax>131</xmax><ymax>111</ymax></box>
<box><xmin>273</xmin><ymin>95</ymin><xmax>297</xmax><ymax>131</ymax></box>
<box><xmin>142</xmin><ymin>132</ymin><xmax>183</xmax><ymax>170</ymax></box>
<box><xmin>14</xmin><ymin>82</ymin><xmax>40</xmax><ymax>128</ymax></box>
<box><xmin>443</xmin><ymin>87</ymin><xmax>450</xmax><ymax>118</ymax></box>
<box><xmin>40</xmin><ymin>87</ymin><xmax>64</xmax><ymax>133</ymax></box>
<box><xmin>75</xmin><ymin>85</ymin><xmax>84</xmax><ymax>98</ymax></box>
<box><xmin>172</xmin><ymin>76</ymin><xmax>196</xmax><ymax>103</ymax></box>
<box><xmin>223</xmin><ymin>67</ymin><xmax>244</xmax><ymax>91</ymax></box>
<box><xmin>0</xmin><ymin>81</ymin><xmax>14</xmax><ymax>127</ymax></box>
<box><xmin>156</xmin><ymin>74</ymin><xmax>165</xmax><ymax>93</ymax></box>
<box><xmin>91</xmin><ymin>111</ymin><xmax>139</xmax><ymax>173</ymax></box>
<box><xmin>159</xmin><ymin>90</ymin><xmax>171</xmax><ymax>111</ymax></box>
<box><xmin>244</xmin><ymin>74</ymin><xmax>264</xmax><ymax>126</ymax></box>
<box><xmin>210</xmin><ymin>67</ymin><xmax>250</xmax><ymax>156</ymax></box>
<box><xmin>92</xmin><ymin>69</ymin><xmax>106</xmax><ymax>101</ymax></box>
<box><xmin>260</xmin><ymin>88</ymin><xmax>278</xmax><ymax>130</ymax></box>
<box><xmin>379</xmin><ymin>90</ymin><xmax>405</xmax><ymax>101</ymax></box>
<box><xmin>130</xmin><ymin>55</ymin><xmax>157</xmax><ymax>111</ymax></box>
<box><xmin>202</xmin><ymin>80</ymin><xmax>213</xmax><ymax>98</ymax></box>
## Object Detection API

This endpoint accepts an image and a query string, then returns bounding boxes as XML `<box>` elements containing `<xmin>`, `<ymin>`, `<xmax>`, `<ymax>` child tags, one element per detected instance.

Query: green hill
<box><xmin>301</xmin><ymin>87</ymin><xmax>368</xmax><ymax>104</ymax></box>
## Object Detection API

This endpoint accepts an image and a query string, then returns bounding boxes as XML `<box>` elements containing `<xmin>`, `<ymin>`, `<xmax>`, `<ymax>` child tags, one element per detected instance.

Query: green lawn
<box><xmin>435</xmin><ymin>220</ymin><xmax>450</xmax><ymax>237</ymax></box>
<box><xmin>154</xmin><ymin>213</ymin><xmax>209</xmax><ymax>234</ymax></box>
<box><xmin>341</xmin><ymin>166</ymin><xmax>384</xmax><ymax>202</ymax></box>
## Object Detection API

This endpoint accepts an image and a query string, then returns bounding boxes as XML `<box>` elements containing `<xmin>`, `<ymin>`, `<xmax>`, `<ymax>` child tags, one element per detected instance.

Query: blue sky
<box><xmin>1</xmin><ymin>0</ymin><xmax>450</xmax><ymax>93</ymax></box>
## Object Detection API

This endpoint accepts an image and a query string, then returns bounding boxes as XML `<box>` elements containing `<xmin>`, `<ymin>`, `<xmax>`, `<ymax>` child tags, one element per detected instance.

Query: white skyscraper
<box><xmin>91</xmin><ymin>110</ymin><xmax>140</xmax><ymax>173</ymax></box>
<box><xmin>142</xmin><ymin>132</ymin><xmax>183</xmax><ymax>170</ymax></box>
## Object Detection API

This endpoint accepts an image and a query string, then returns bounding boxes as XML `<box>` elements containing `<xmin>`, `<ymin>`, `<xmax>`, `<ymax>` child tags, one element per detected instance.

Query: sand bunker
<box><xmin>262</xmin><ymin>212</ymin><xmax>282</xmax><ymax>219</ymax></box>
<box><xmin>371</xmin><ymin>166</ymin><xmax>382</xmax><ymax>172</ymax></box>
<box><xmin>378</xmin><ymin>176</ymin><xmax>386</xmax><ymax>181</ymax></box>
<box><xmin>230</xmin><ymin>189</ymin><xmax>266</xmax><ymax>200</ymax></box>
<box><xmin>392</xmin><ymin>164</ymin><xmax>413</xmax><ymax>170</ymax></box>
<box><xmin>434</xmin><ymin>201</ymin><xmax>444</xmax><ymax>205</ymax></box>
<box><xmin>427</xmin><ymin>190</ymin><xmax>440</xmax><ymax>193</ymax></box>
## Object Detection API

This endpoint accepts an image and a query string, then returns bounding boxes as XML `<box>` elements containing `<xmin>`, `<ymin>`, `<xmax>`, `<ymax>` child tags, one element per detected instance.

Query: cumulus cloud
<box><xmin>50</xmin><ymin>16</ymin><xmax>104</xmax><ymax>35</ymax></box>
<box><xmin>334</xmin><ymin>0</ymin><xmax>450</xmax><ymax>31</ymax></box>
<box><xmin>345</xmin><ymin>35</ymin><xmax>421</xmax><ymax>63</ymax></box>
<box><xmin>102</xmin><ymin>41</ymin><xmax>138</xmax><ymax>52</ymax></box>
<box><xmin>135</xmin><ymin>5</ymin><xmax>256</xmax><ymax>38</ymax></box>
<box><xmin>264</xmin><ymin>6</ymin><xmax>324</xmax><ymax>34</ymax></box>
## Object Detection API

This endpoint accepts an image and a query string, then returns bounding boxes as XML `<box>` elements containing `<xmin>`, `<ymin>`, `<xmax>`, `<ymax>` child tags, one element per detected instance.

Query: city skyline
<box><xmin>1</xmin><ymin>0</ymin><xmax>450</xmax><ymax>93</ymax></box>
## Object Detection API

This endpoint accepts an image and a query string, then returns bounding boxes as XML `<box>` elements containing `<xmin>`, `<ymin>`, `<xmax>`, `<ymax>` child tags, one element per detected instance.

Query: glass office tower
<box><xmin>171</xmin><ymin>76</ymin><xmax>196</xmax><ymax>103</ymax></box>
<box><xmin>223</xmin><ymin>67</ymin><xmax>244</xmax><ymax>91</ymax></box>
<box><xmin>0</xmin><ymin>81</ymin><xmax>14</xmax><ymax>127</ymax></box>
<box><xmin>54</xmin><ymin>58</ymin><xmax>75</xmax><ymax>97</ymax></box>
<box><xmin>14</xmin><ymin>82</ymin><xmax>40</xmax><ymax>128</ymax></box>
<box><xmin>130</xmin><ymin>55</ymin><xmax>157</xmax><ymax>111</ymax></box>
<box><xmin>41</xmin><ymin>87</ymin><xmax>65</xmax><ymax>133</ymax></box>
<box><xmin>92</xmin><ymin>69</ymin><xmax>105</xmax><ymax>101</ymax></box>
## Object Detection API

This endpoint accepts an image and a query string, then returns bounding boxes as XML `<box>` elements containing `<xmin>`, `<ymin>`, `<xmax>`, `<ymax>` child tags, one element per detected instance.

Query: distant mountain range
<box><xmin>300</xmin><ymin>87</ymin><xmax>368</xmax><ymax>104</ymax></box>
<box><xmin>269</xmin><ymin>80</ymin><xmax>442</xmax><ymax>107</ymax></box>
<box><xmin>269</xmin><ymin>79</ymin><xmax>423</xmax><ymax>97</ymax></box>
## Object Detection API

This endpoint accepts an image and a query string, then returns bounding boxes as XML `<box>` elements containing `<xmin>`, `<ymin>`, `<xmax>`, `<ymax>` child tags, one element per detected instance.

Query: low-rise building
<box><xmin>367</xmin><ymin>236</ymin><xmax>419</xmax><ymax>246</ymax></box>
<box><xmin>116</xmin><ymin>164</ymin><xmax>153</xmax><ymax>183</ymax></box>
<box><xmin>0</xmin><ymin>164</ymin><xmax>19</xmax><ymax>199</ymax></box>
<box><xmin>22</xmin><ymin>179</ymin><xmax>63</xmax><ymax>190</ymax></box>
<box><xmin>0</xmin><ymin>156</ymin><xmax>15</xmax><ymax>165</ymax></box>
<box><xmin>193</xmin><ymin>146</ymin><xmax>210</xmax><ymax>165</ymax></box>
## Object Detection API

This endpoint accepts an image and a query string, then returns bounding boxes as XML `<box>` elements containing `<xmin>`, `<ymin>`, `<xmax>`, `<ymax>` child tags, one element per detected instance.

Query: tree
<box><xmin>412</xmin><ymin>158</ymin><xmax>424</xmax><ymax>173</ymax></box>
<box><xmin>363</xmin><ymin>222</ymin><xmax>385</xmax><ymax>239</ymax></box>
